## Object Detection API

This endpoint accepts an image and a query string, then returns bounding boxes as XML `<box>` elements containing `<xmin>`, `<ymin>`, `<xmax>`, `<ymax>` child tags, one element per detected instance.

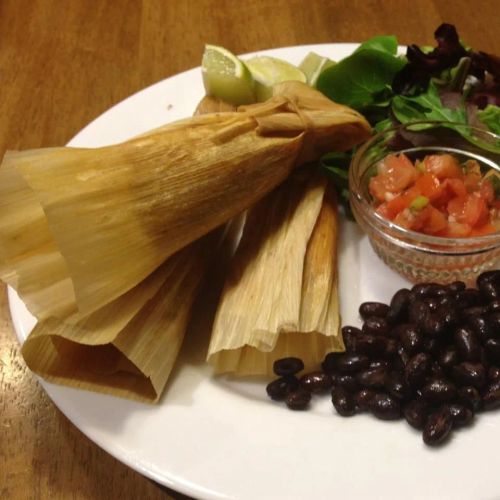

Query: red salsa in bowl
<box><xmin>349</xmin><ymin>122</ymin><xmax>500</xmax><ymax>284</ymax></box>
<box><xmin>369</xmin><ymin>153</ymin><xmax>500</xmax><ymax>238</ymax></box>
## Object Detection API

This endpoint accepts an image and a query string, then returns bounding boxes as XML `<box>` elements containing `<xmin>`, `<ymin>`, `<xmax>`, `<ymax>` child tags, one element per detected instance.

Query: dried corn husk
<box><xmin>0</xmin><ymin>81</ymin><xmax>370</xmax><ymax>319</ymax></box>
<box><xmin>207</xmin><ymin>169</ymin><xmax>344</xmax><ymax>375</ymax></box>
<box><xmin>21</xmin><ymin>237</ymin><xmax>214</xmax><ymax>402</ymax></box>
<box><xmin>17</xmin><ymin>97</ymin><xmax>221</xmax><ymax>402</ymax></box>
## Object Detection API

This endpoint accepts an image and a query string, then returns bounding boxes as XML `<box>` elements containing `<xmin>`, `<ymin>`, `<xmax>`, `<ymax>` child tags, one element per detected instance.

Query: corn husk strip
<box><xmin>21</xmin><ymin>236</ymin><xmax>213</xmax><ymax>403</ymax></box>
<box><xmin>208</xmin><ymin>169</ymin><xmax>343</xmax><ymax>375</ymax></box>
<box><xmin>1</xmin><ymin>81</ymin><xmax>370</xmax><ymax>318</ymax></box>
<box><xmin>0</xmin><ymin>154</ymin><xmax>77</xmax><ymax>319</ymax></box>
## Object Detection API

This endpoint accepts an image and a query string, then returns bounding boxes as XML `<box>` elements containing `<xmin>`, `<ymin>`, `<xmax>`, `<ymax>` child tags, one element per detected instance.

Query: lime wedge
<box><xmin>202</xmin><ymin>44</ymin><xmax>255</xmax><ymax>105</ymax></box>
<box><xmin>245</xmin><ymin>56</ymin><xmax>307</xmax><ymax>101</ymax></box>
<box><xmin>299</xmin><ymin>52</ymin><xmax>336</xmax><ymax>86</ymax></box>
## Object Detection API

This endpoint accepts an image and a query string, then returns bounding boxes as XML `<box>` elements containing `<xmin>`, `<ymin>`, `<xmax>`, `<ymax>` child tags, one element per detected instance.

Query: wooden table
<box><xmin>1</xmin><ymin>1</ymin><xmax>498</xmax><ymax>498</ymax></box>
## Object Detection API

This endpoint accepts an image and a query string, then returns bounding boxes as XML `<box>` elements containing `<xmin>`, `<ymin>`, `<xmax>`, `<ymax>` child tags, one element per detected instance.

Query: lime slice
<box><xmin>202</xmin><ymin>44</ymin><xmax>255</xmax><ymax>105</ymax></box>
<box><xmin>245</xmin><ymin>56</ymin><xmax>307</xmax><ymax>101</ymax></box>
<box><xmin>299</xmin><ymin>52</ymin><xmax>336</xmax><ymax>86</ymax></box>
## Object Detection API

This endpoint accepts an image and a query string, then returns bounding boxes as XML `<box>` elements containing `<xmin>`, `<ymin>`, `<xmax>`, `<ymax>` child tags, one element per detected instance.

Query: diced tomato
<box><xmin>376</xmin><ymin>153</ymin><xmax>418</xmax><ymax>193</ymax></box>
<box><xmin>479</xmin><ymin>179</ymin><xmax>495</xmax><ymax>204</ymax></box>
<box><xmin>470</xmin><ymin>223</ymin><xmax>497</xmax><ymax>236</ymax></box>
<box><xmin>421</xmin><ymin>206</ymin><xmax>448</xmax><ymax>235</ymax></box>
<box><xmin>444</xmin><ymin>178</ymin><xmax>467</xmax><ymax>198</ymax></box>
<box><xmin>447</xmin><ymin>196</ymin><xmax>467</xmax><ymax>222</ymax></box>
<box><xmin>393</xmin><ymin>210</ymin><xmax>414</xmax><ymax>230</ymax></box>
<box><xmin>414</xmin><ymin>173</ymin><xmax>443</xmax><ymax>201</ymax></box>
<box><xmin>384</xmin><ymin>186</ymin><xmax>421</xmax><ymax>219</ymax></box>
<box><xmin>448</xmin><ymin>194</ymin><xmax>489</xmax><ymax>227</ymax></box>
<box><xmin>442</xmin><ymin>221</ymin><xmax>472</xmax><ymax>238</ymax></box>
<box><xmin>424</xmin><ymin>154</ymin><xmax>463</xmax><ymax>179</ymax></box>
<box><xmin>369</xmin><ymin>175</ymin><xmax>389</xmax><ymax>202</ymax></box>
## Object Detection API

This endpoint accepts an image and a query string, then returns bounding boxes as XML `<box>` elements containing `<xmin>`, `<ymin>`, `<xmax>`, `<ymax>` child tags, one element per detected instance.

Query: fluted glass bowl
<box><xmin>349</xmin><ymin>122</ymin><xmax>500</xmax><ymax>284</ymax></box>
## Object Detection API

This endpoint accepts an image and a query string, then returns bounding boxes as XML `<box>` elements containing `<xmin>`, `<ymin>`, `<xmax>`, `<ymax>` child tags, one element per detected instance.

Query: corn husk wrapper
<box><xmin>21</xmin><ymin>237</ymin><xmax>214</xmax><ymax>402</ymax></box>
<box><xmin>16</xmin><ymin>99</ymin><xmax>221</xmax><ymax>403</ymax></box>
<box><xmin>0</xmin><ymin>81</ymin><xmax>370</xmax><ymax>320</ymax></box>
<box><xmin>207</xmin><ymin>169</ymin><xmax>344</xmax><ymax>375</ymax></box>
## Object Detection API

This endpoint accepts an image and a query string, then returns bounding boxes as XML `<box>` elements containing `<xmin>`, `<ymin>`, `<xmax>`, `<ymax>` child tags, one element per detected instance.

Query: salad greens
<box><xmin>315</xmin><ymin>24</ymin><xmax>500</xmax><ymax>208</ymax></box>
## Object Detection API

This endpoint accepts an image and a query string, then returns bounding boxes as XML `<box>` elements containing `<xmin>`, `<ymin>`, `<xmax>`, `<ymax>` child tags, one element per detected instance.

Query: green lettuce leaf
<box><xmin>316</xmin><ymin>48</ymin><xmax>406</xmax><ymax>111</ymax></box>
<box><xmin>477</xmin><ymin>105</ymin><xmax>500</xmax><ymax>135</ymax></box>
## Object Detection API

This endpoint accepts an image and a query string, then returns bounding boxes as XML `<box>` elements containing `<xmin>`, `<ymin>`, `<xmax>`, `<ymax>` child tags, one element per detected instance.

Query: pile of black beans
<box><xmin>266</xmin><ymin>270</ymin><xmax>500</xmax><ymax>446</ymax></box>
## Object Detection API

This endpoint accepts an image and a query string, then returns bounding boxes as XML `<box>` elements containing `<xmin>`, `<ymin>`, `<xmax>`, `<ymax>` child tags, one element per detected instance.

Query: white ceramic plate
<box><xmin>9</xmin><ymin>44</ymin><xmax>499</xmax><ymax>500</ymax></box>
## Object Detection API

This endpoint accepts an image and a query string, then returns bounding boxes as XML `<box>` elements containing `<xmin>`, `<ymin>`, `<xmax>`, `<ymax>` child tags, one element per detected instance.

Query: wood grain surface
<box><xmin>1</xmin><ymin>1</ymin><xmax>498</xmax><ymax>499</ymax></box>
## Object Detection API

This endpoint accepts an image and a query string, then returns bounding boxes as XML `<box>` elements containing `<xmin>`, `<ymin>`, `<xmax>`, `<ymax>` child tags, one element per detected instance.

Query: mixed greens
<box><xmin>315</xmin><ymin>23</ymin><xmax>500</xmax><ymax>208</ymax></box>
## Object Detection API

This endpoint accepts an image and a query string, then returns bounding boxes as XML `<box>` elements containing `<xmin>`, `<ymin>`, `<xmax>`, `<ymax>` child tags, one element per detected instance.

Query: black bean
<box><xmin>387</xmin><ymin>288</ymin><xmax>412</xmax><ymax>324</ymax></box>
<box><xmin>356</xmin><ymin>367</ymin><xmax>388</xmax><ymax>389</ymax></box>
<box><xmin>412</xmin><ymin>283</ymin><xmax>448</xmax><ymax>298</ymax></box>
<box><xmin>341</xmin><ymin>326</ymin><xmax>362</xmax><ymax>351</ymax></box>
<box><xmin>285</xmin><ymin>388</ymin><xmax>311</xmax><ymax>410</ymax></box>
<box><xmin>383</xmin><ymin>339</ymin><xmax>399</xmax><ymax>359</ymax></box>
<box><xmin>421</xmin><ymin>378</ymin><xmax>458</xmax><ymax>403</ymax></box>
<box><xmin>477</xmin><ymin>270</ymin><xmax>500</xmax><ymax>289</ymax></box>
<box><xmin>485</xmin><ymin>338</ymin><xmax>500</xmax><ymax>363</ymax></box>
<box><xmin>369</xmin><ymin>393</ymin><xmax>401</xmax><ymax>420</ymax></box>
<box><xmin>467</xmin><ymin>316</ymin><xmax>492</xmax><ymax>342</ymax></box>
<box><xmin>393</xmin><ymin>347</ymin><xmax>410</xmax><ymax>371</ymax></box>
<box><xmin>385</xmin><ymin>372</ymin><xmax>411</xmax><ymax>401</ymax></box>
<box><xmin>460</xmin><ymin>306</ymin><xmax>489</xmax><ymax>322</ymax></box>
<box><xmin>331</xmin><ymin>386</ymin><xmax>356</xmax><ymax>416</ymax></box>
<box><xmin>335</xmin><ymin>374</ymin><xmax>360</xmax><ymax>393</ymax></box>
<box><xmin>352</xmin><ymin>334</ymin><xmax>388</xmax><ymax>358</ymax></box>
<box><xmin>369</xmin><ymin>359</ymin><xmax>392</xmax><ymax>370</ymax></box>
<box><xmin>405</xmin><ymin>353</ymin><xmax>432</xmax><ymax>389</ymax></box>
<box><xmin>266</xmin><ymin>376</ymin><xmax>299</xmax><ymax>400</ymax></box>
<box><xmin>300</xmin><ymin>371</ymin><xmax>333</xmax><ymax>393</ymax></box>
<box><xmin>354</xmin><ymin>389</ymin><xmax>376</xmax><ymax>412</ymax></box>
<box><xmin>458</xmin><ymin>386</ymin><xmax>483</xmax><ymax>412</ymax></box>
<box><xmin>488</xmin><ymin>313</ymin><xmax>500</xmax><ymax>334</ymax></box>
<box><xmin>422</xmin><ymin>314</ymin><xmax>447</xmax><ymax>338</ymax></box>
<box><xmin>423</xmin><ymin>297</ymin><xmax>440</xmax><ymax>312</ymax></box>
<box><xmin>403</xmin><ymin>399</ymin><xmax>429</xmax><ymax>429</ymax></box>
<box><xmin>447</xmin><ymin>404</ymin><xmax>474</xmax><ymax>427</ymax></box>
<box><xmin>429</xmin><ymin>361</ymin><xmax>445</xmax><ymax>378</ymax></box>
<box><xmin>488</xmin><ymin>366</ymin><xmax>500</xmax><ymax>382</ymax></box>
<box><xmin>447</xmin><ymin>281</ymin><xmax>466</xmax><ymax>294</ymax></box>
<box><xmin>452</xmin><ymin>362</ymin><xmax>486</xmax><ymax>389</ymax></box>
<box><xmin>322</xmin><ymin>352</ymin><xmax>370</xmax><ymax>374</ymax></box>
<box><xmin>423</xmin><ymin>406</ymin><xmax>453</xmax><ymax>446</ymax></box>
<box><xmin>423</xmin><ymin>338</ymin><xmax>442</xmax><ymax>356</ymax></box>
<box><xmin>489</xmin><ymin>300</ymin><xmax>500</xmax><ymax>313</ymax></box>
<box><xmin>479</xmin><ymin>281</ymin><xmax>500</xmax><ymax>302</ymax></box>
<box><xmin>436</xmin><ymin>305</ymin><xmax>461</xmax><ymax>330</ymax></box>
<box><xmin>439</xmin><ymin>347</ymin><xmax>459</xmax><ymax>371</ymax></box>
<box><xmin>399</xmin><ymin>324</ymin><xmax>424</xmax><ymax>355</ymax></box>
<box><xmin>482</xmin><ymin>381</ymin><xmax>500</xmax><ymax>411</ymax></box>
<box><xmin>409</xmin><ymin>300</ymin><xmax>430</xmax><ymax>327</ymax></box>
<box><xmin>455</xmin><ymin>288</ymin><xmax>482</xmax><ymax>309</ymax></box>
<box><xmin>455</xmin><ymin>327</ymin><xmax>482</xmax><ymax>361</ymax></box>
<box><xmin>362</xmin><ymin>316</ymin><xmax>389</xmax><ymax>337</ymax></box>
<box><xmin>273</xmin><ymin>357</ymin><xmax>304</xmax><ymax>376</ymax></box>
<box><xmin>359</xmin><ymin>302</ymin><xmax>389</xmax><ymax>319</ymax></box>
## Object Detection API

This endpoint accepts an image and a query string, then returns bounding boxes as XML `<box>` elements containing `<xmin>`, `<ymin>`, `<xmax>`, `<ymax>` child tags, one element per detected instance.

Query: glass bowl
<box><xmin>349</xmin><ymin>121</ymin><xmax>500</xmax><ymax>284</ymax></box>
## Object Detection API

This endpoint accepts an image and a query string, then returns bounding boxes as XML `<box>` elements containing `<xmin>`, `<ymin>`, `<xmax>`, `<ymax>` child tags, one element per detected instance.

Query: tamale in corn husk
<box><xmin>16</xmin><ymin>99</ymin><xmax>223</xmax><ymax>403</ymax></box>
<box><xmin>0</xmin><ymin>82</ymin><xmax>370</xmax><ymax>320</ymax></box>
<box><xmin>21</xmin><ymin>236</ymin><xmax>215</xmax><ymax>402</ymax></box>
<box><xmin>207</xmin><ymin>169</ymin><xmax>344</xmax><ymax>376</ymax></box>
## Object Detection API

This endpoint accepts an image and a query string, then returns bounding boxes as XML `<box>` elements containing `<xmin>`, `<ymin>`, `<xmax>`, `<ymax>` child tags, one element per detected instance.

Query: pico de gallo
<box><xmin>369</xmin><ymin>153</ymin><xmax>500</xmax><ymax>237</ymax></box>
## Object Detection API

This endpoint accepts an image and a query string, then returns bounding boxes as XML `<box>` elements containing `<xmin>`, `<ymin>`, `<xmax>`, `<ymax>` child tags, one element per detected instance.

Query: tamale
<box><xmin>19</xmin><ymin>97</ymin><xmax>225</xmax><ymax>403</ymax></box>
<box><xmin>207</xmin><ymin>169</ymin><xmax>344</xmax><ymax>376</ymax></box>
<box><xmin>21</xmin><ymin>237</ymin><xmax>214</xmax><ymax>403</ymax></box>
<box><xmin>0</xmin><ymin>81</ymin><xmax>370</xmax><ymax>319</ymax></box>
